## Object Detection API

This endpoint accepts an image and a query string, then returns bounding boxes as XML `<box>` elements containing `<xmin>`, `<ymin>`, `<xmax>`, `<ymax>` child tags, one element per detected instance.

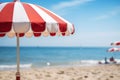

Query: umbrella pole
<box><xmin>16</xmin><ymin>33</ymin><xmax>20</xmax><ymax>80</ymax></box>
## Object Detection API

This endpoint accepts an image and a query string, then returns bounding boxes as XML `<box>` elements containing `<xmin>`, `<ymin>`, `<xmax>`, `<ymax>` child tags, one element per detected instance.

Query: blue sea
<box><xmin>0</xmin><ymin>47</ymin><xmax>120</xmax><ymax>70</ymax></box>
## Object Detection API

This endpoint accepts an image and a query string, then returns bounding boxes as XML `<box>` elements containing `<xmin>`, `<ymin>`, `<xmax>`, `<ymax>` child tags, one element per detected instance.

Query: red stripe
<box><xmin>0</xmin><ymin>33</ymin><xmax>6</xmax><ymax>37</ymax></box>
<box><xmin>0</xmin><ymin>2</ymin><xmax>14</xmax><ymax>32</ymax></box>
<box><xmin>19</xmin><ymin>33</ymin><xmax>24</xmax><ymax>37</ymax></box>
<box><xmin>50</xmin><ymin>33</ymin><xmax>56</xmax><ymax>36</ymax></box>
<box><xmin>37</xmin><ymin>6</ymin><xmax>67</xmax><ymax>32</ymax></box>
<box><xmin>34</xmin><ymin>33</ymin><xmax>41</xmax><ymax>37</ymax></box>
<box><xmin>15</xmin><ymin>33</ymin><xmax>24</xmax><ymax>37</ymax></box>
<box><xmin>116</xmin><ymin>42</ymin><xmax>120</xmax><ymax>45</ymax></box>
<box><xmin>62</xmin><ymin>33</ymin><xmax>65</xmax><ymax>36</ymax></box>
<box><xmin>22</xmin><ymin>3</ymin><xmax>45</xmax><ymax>32</ymax></box>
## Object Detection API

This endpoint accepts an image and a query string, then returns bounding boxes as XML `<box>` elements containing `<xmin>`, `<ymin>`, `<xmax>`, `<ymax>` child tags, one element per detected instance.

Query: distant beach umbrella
<box><xmin>0</xmin><ymin>0</ymin><xmax>75</xmax><ymax>80</ymax></box>
<box><xmin>111</xmin><ymin>41</ymin><xmax>120</xmax><ymax>46</ymax></box>
<box><xmin>108</xmin><ymin>48</ymin><xmax>120</xmax><ymax>52</ymax></box>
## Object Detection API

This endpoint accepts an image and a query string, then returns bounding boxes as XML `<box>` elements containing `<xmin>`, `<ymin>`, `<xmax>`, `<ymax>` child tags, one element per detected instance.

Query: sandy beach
<box><xmin>0</xmin><ymin>64</ymin><xmax>120</xmax><ymax>80</ymax></box>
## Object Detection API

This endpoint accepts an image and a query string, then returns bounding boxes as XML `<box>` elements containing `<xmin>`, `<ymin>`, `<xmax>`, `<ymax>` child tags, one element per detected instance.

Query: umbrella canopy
<box><xmin>111</xmin><ymin>41</ymin><xmax>120</xmax><ymax>46</ymax></box>
<box><xmin>0</xmin><ymin>0</ymin><xmax>75</xmax><ymax>80</ymax></box>
<box><xmin>108</xmin><ymin>47</ymin><xmax>120</xmax><ymax>52</ymax></box>
<box><xmin>0</xmin><ymin>1</ymin><xmax>74</xmax><ymax>37</ymax></box>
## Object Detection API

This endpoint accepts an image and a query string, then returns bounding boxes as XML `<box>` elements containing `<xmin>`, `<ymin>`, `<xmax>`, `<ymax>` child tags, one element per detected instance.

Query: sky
<box><xmin>0</xmin><ymin>0</ymin><xmax>120</xmax><ymax>47</ymax></box>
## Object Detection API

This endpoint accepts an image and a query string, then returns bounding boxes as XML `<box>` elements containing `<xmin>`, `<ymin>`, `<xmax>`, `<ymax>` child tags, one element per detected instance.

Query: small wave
<box><xmin>0</xmin><ymin>64</ymin><xmax>32</xmax><ymax>70</ymax></box>
<box><xmin>70</xmin><ymin>59</ymin><xmax>120</xmax><ymax>66</ymax></box>
<box><xmin>80</xmin><ymin>59</ymin><xmax>120</xmax><ymax>64</ymax></box>
<box><xmin>69</xmin><ymin>60</ymin><xmax>99</xmax><ymax>66</ymax></box>
<box><xmin>115</xmin><ymin>59</ymin><xmax>120</xmax><ymax>64</ymax></box>
<box><xmin>80</xmin><ymin>60</ymin><xmax>98</xmax><ymax>64</ymax></box>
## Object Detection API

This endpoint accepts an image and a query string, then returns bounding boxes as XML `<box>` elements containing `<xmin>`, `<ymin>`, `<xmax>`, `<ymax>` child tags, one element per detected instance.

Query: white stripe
<box><xmin>29</xmin><ymin>4</ymin><xmax>57</xmax><ymax>23</ymax></box>
<box><xmin>67</xmin><ymin>23</ymin><xmax>74</xmax><ymax>33</ymax></box>
<box><xmin>0</xmin><ymin>2</ymin><xmax>9</xmax><ymax>12</ymax></box>
<box><xmin>41</xmin><ymin>6</ymin><xmax>72</xmax><ymax>24</ymax></box>
<box><xmin>29</xmin><ymin>3</ymin><xmax>59</xmax><ymax>33</ymax></box>
<box><xmin>12</xmin><ymin>2</ymin><xmax>30</xmax><ymax>33</ymax></box>
<box><xmin>13</xmin><ymin>2</ymin><xmax>29</xmax><ymax>22</ymax></box>
<box><xmin>40</xmin><ymin>6</ymin><xmax>73</xmax><ymax>32</ymax></box>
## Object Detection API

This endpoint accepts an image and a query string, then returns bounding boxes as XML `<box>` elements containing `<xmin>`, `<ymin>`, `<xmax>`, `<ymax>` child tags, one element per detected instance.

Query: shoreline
<box><xmin>0</xmin><ymin>59</ymin><xmax>120</xmax><ymax>71</ymax></box>
<box><xmin>0</xmin><ymin>64</ymin><xmax>120</xmax><ymax>80</ymax></box>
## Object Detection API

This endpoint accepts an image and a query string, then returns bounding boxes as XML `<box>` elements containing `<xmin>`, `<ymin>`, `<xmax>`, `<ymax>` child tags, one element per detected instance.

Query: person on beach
<box><xmin>104</xmin><ymin>57</ymin><xmax>109</xmax><ymax>64</ymax></box>
<box><xmin>98</xmin><ymin>61</ymin><xmax>102</xmax><ymax>64</ymax></box>
<box><xmin>110</xmin><ymin>56</ymin><xmax>114</xmax><ymax>61</ymax></box>
<box><xmin>98</xmin><ymin>57</ymin><xmax>109</xmax><ymax>64</ymax></box>
<box><xmin>109</xmin><ymin>56</ymin><xmax>117</xmax><ymax>63</ymax></box>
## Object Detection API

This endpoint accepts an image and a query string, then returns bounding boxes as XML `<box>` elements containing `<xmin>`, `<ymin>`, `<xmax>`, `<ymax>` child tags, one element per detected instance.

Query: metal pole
<box><xmin>16</xmin><ymin>33</ymin><xmax>20</xmax><ymax>80</ymax></box>
<box><xmin>14</xmin><ymin>0</ymin><xmax>20</xmax><ymax>2</ymax></box>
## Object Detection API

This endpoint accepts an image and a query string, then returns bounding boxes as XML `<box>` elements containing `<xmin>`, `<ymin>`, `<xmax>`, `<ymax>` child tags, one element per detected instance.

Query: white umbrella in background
<box><xmin>107</xmin><ymin>47</ymin><xmax>120</xmax><ymax>64</ymax></box>
<box><xmin>0</xmin><ymin>0</ymin><xmax>75</xmax><ymax>80</ymax></box>
<box><xmin>111</xmin><ymin>41</ymin><xmax>120</xmax><ymax>46</ymax></box>
<box><xmin>108</xmin><ymin>47</ymin><xmax>120</xmax><ymax>52</ymax></box>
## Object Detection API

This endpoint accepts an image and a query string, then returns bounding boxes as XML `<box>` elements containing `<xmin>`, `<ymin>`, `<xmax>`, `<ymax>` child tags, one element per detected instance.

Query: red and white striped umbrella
<box><xmin>0</xmin><ymin>0</ymin><xmax>74</xmax><ymax>37</ymax></box>
<box><xmin>0</xmin><ymin>0</ymin><xmax>75</xmax><ymax>80</ymax></box>
<box><xmin>111</xmin><ymin>41</ymin><xmax>120</xmax><ymax>46</ymax></box>
<box><xmin>108</xmin><ymin>47</ymin><xmax>120</xmax><ymax>52</ymax></box>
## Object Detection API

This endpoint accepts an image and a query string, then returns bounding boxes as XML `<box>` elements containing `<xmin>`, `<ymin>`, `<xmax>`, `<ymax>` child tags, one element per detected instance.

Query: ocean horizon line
<box><xmin>0</xmin><ymin>46</ymin><xmax>111</xmax><ymax>48</ymax></box>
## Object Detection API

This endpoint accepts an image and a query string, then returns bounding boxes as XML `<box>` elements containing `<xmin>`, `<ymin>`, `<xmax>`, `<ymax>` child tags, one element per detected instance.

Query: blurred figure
<box><xmin>109</xmin><ymin>56</ymin><xmax>117</xmax><ymax>64</ymax></box>
<box><xmin>104</xmin><ymin>57</ymin><xmax>108</xmax><ymax>64</ymax></box>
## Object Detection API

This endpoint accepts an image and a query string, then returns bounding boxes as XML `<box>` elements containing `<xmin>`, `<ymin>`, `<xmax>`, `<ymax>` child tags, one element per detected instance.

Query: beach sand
<box><xmin>0</xmin><ymin>64</ymin><xmax>120</xmax><ymax>80</ymax></box>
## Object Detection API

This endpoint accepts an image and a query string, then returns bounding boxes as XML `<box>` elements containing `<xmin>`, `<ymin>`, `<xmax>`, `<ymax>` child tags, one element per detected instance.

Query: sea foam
<box><xmin>0</xmin><ymin>64</ymin><xmax>32</xmax><ymax>70</ymax></box>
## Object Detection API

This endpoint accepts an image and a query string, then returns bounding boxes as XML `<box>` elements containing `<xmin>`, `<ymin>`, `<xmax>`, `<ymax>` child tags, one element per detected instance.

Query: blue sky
<box><xmin>0</xmin><ymin>0</ymin><xmax>120</xmax><ymax>47</ymax></box>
